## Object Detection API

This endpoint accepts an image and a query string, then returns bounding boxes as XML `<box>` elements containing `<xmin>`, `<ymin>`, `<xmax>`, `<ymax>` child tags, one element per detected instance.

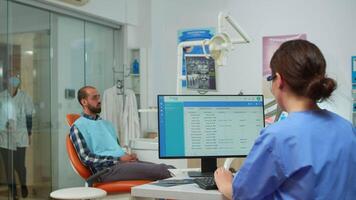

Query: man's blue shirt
<box><xmin>233</xmin><ymin>109</ymin><xmax>356</xmax><ymax>200</ymax></box>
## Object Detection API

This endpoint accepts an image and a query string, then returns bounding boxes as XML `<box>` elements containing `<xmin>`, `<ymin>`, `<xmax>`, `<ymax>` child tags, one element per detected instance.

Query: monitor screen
<box><xmin>158</xmin><ymin>95</ymin><xmax>264</xmax><ymax>160</ymax></box>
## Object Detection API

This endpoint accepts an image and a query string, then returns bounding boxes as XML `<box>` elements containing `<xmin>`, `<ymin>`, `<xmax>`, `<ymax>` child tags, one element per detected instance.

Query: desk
<box><xmin>131</xmin><ymin>169</ymin><xmax>227</xmax><ymax>200</ymax></box>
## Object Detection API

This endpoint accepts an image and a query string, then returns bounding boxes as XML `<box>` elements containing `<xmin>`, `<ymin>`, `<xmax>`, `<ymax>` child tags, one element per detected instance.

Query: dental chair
<box><xmin>65</xmin><ymin>113</ymin><xmax>151</xmax><ymax>198</ymax></box>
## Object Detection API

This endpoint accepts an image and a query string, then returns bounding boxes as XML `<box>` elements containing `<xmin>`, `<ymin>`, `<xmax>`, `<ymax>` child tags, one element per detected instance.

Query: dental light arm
<box><xmin>210</xmin><ymin>12</ymin><xmax>251</xmax><ymax>66</ymax></box>
<box><xmin>218</xmin><ymin>13</ymin><xmax>251</xmax><ymax>44</ymax></box>
<box><xmin>176</xmin><ymin>12</ymin><xmax>251</xmax><ymax>93</ymax></box>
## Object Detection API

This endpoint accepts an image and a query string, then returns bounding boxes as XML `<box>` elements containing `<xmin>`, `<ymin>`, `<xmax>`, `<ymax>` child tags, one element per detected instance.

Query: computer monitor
<box><xmin>158</xmin><ymin>95</ymin><xmax>264</xmax><ymax>177</ymax></box>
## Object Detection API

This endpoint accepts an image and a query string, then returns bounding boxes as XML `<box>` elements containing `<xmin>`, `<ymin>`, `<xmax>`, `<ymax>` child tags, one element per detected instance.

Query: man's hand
<box><xmin>119</xmin><ymin>154</ymin><xmax>133</xmax><ymax>162</ymax></box>
<box><xmin>214</xmin><ymin>167</ymin><xmax>233</xmax><ymax>200</ymax></box>
<box><xmin>119</xmin><ymin>153</ymin><xmax>138</xmax><ymax>162</ymax></box>
<box><xmin>130</xmin><ymin>153</ymin><xmax>138</xmax><ymax>161</ymax></box>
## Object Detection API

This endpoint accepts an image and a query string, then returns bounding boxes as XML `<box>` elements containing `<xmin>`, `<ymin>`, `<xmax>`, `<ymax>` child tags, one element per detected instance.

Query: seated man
<box><xmin>70</xmin><ymin>86</ymin><xmax>173</xmax><ymax>182</ymax></box>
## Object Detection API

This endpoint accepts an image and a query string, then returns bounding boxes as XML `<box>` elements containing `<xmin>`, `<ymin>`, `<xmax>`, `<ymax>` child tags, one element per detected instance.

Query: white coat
<box><xmin>0</xmin><ymin>94</ymin><xmax>17</xmax><ymax>150</ymax></box>
<box><xmin>122</xmin><ymin>89</ymin><xmax>140</xmax><ymax>146</ymax></box>
<box><xmin>101</xmin><ymin>86</ymin><xmax>125</xmax><ymax>144</ymax></box>
<box><xmin>0</xmin><ymin>90</ymin><xmax>34</xmax><ymax>148</ymax></box>
<box><xmin>101</xmin><ymin>87</ymin><xmax>141</xmax><ymax>147</ymax></box>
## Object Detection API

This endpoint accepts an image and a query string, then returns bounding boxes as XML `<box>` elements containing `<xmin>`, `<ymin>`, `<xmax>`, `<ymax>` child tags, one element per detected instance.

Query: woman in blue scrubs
<box><xmin>214</xmin><ymin>39</ymin><xmax>356</xmax><ymax>200</ymax></box>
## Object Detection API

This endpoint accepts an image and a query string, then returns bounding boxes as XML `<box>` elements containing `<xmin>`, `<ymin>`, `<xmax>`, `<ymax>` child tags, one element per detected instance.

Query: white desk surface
<box><xmin>50</xmin><ymin>187</ymin><xmax>107</xmax><ymax>199</ymax></box>
<box><xmin>132</xmin><ymin>169</ymin><xmax>228</xmax><ymax>200</ymax></box>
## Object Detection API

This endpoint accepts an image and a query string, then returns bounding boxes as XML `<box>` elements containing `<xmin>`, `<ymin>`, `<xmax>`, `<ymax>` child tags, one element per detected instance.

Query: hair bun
<box><xmin>305</xmin><ymin>76</ymin><xmax>337</xmax><ymax>101</ymax></box>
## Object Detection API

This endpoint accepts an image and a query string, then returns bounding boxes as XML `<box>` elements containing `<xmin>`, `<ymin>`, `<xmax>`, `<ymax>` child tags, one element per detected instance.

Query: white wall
<box><xmin>148</xmin><ymin>0</ymin><xmax>356</xmax><ymax>121</ymax></box>
<box><xmin>127</xmin><ymin>0</ymin><xmax>151</xmax><ymax>48</ymax></box>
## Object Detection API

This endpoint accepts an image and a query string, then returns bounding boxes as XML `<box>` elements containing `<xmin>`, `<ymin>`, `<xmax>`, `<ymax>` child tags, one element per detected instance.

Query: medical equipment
<box><xmin>208</xmin><ymin>12</ymin><xmax>250</xmax><ymax>66</ymax></box>
<box><xmin>176</xmin><ymin>12</ymin><xmax>250</xmax><ymax>94</ymax></box>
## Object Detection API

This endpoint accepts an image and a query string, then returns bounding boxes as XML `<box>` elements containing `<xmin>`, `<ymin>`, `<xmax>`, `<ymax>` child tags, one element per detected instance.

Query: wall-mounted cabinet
<box><xmin>126</xmin><ymin>49</ymin><xmax>140</xmax><ymax>94</ymax></box>
<box><xmin>124</xmin><ymin>48</ymin><xmax>150</xmax><ymax>137</ymax></box>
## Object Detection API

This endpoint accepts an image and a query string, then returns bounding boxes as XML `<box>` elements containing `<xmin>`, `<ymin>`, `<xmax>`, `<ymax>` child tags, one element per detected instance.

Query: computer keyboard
<box><xmin>194</xmin><ymin>176</ymin><xmax>217</xmax><ymax>190</ymax></box>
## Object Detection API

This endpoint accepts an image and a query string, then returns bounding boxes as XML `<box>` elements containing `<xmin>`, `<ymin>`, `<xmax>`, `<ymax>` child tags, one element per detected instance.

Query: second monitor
<box><xmin>158</xmin><ymin>95</ymin><xmax>265</xmax><ymax>177</ymax></box>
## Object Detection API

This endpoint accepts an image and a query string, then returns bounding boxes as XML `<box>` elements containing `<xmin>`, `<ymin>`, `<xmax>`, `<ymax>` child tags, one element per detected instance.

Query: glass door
<box><xmin>85</xmin><ymin>21</ymin><xmax>115</xmax><ymax>95</ymax></box>
<box><xmin>50</xmin><ymin>13</ymin><xmax>85</xmax><ymax>189</ymax></box>
<box><xmin>0</xmin><ymin>1</ymin><xmax>122</xmax><ymax>197</ymax></box>
<box><xmin>0</xmin><ymin>1</ymin><xmax>12</xmax><ymax>199</ymax></box>
<box><xmin>0</xmin><ymin>1</ymin><xmax>51</xmax><ymax>199</ymax></box>
<box><xmin>51</xmin><ymin>14</ymin><xmax>119</xmax><ymax>189</ymax></box>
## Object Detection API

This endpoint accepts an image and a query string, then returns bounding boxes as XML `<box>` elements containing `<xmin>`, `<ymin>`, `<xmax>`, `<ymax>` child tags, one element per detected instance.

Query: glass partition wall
<box><xmin>1</xmin><ymin>2</ymin><xmax>51</xmax><ymax>199</ymax></box>
<box><xmin>51</xmin><ymin>13</ymin><xmax>120</xmax><ymax>189</ymax></box>
<box><xmin>0</xmin><ymin>1</ymin><xmax>121</xmax><ymax>199</ymax></box>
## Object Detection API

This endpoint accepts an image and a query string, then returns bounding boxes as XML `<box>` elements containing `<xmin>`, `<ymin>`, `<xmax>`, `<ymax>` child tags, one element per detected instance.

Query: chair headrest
<box><xmin>66</xmin><ymin>113</ymin><xmax>80</xmax><ymax>126</ymax></box>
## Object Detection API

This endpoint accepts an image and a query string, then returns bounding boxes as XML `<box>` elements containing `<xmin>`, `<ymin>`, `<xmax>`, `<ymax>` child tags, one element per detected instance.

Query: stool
<box><xmin>50</xmin><ymin>187</ymin><xmax>107</xmax><ymax>199</ymax></box>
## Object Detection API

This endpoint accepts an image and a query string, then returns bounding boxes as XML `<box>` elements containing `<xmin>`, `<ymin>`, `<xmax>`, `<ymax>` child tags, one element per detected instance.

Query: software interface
<box><xmin>158</xmin><ymin>95</ymin><xmax>264</xmax><ymax>158</ymax></box>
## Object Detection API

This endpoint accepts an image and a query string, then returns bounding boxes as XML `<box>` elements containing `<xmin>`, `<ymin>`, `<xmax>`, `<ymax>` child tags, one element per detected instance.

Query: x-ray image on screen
<box><xmin>185</xmin><ymin>55</ymin><xmax>216</xmax><ymax>91</ymax></box>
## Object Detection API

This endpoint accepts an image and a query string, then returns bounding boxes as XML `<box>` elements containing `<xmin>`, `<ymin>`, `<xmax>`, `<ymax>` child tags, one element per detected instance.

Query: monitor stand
<box><xmin>188</xmin><ymin>158</ymin><xmax>217</xmax><ymax>177</ymax></box>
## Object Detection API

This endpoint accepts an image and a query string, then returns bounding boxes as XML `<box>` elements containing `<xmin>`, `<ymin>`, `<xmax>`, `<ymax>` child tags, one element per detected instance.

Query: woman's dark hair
<box><xmin>270</xmin><ymin>39</ymin><xmax>336</xmax><ymax>102</ymax></box>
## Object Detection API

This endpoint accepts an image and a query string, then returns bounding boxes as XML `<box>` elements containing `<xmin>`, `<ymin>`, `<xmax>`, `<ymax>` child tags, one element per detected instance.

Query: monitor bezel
<box><xmin>157</xmin><ymin>94</ymin><xmax>265</xmax><ymax>159</ymax></box>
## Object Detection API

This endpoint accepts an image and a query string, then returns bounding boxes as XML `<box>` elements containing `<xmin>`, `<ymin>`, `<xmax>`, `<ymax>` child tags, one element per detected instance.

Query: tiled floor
<box><xmin>0</xmin><ymin>184</ymin><xmax>51</xmax><ymax>200</ymax></box>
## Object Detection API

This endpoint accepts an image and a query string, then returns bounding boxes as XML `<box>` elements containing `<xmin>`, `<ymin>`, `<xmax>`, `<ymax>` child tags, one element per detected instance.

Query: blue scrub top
<box><xmin>233</xmin><ymin>109</ymin><xmax>356</xmax><ymax>200</ymax></box>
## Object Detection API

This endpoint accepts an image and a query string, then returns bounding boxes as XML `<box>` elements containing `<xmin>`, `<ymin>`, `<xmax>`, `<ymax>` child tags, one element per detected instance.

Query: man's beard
<box><xmin>88</xmin><ymin>104</ymin><xmax>101</xmax><ymax>114</ymax></box>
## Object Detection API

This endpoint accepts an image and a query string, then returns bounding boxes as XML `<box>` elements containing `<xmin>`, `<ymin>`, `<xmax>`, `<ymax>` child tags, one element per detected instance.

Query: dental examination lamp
<box><xmin>208</xmin><ymin>12</ymin><xmax>251</xmax><ymax>66</ymax></box>
<box><xmin>176</xmin><ymin>12</ymin><xmax>250</xmax><ymax>94</ymax></box>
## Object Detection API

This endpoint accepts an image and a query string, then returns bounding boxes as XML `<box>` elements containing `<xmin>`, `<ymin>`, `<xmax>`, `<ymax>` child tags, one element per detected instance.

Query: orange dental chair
<box><xmin>65</xmin><ymin>113</ymin><xmax>151</xmax><ymax>195</ymax></box>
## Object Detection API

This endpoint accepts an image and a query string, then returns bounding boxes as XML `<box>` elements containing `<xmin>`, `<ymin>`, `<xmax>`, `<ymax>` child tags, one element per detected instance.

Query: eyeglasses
<box><xmin>266</xmin><ymin>74</ymin><xmax>276</xmax><ymax>90</ymax></box>
<box><xmin>88</xmin><ymin>94</ymin><xmax>101</xmax><ymax>100</ymax></box>
<box><xmin>266</xmin><ymin>74</ymin><xmax>276</xmax><ymax>82</ymax></box>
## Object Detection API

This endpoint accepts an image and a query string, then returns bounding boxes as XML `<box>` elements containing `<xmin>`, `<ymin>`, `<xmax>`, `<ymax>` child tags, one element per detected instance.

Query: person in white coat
<box><xmin>0</xmin><ymin>85</ymin><xmax>17</xmax><ymax>200</ymax></box>
<box><xmin>0</xmin><ymin>76</ymin><xmax>34</xmax><ymax>199</ymax></box>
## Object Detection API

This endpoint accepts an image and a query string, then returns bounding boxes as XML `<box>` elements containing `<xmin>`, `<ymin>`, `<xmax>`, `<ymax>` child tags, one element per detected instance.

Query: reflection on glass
<box><xmin>0</xmin><ymin>2</ymin><xmax>51</xmax><ymax>199</ymax></box>
<box><xmin>0</xmin><ymin>1</ymin><xmax>15</xmax><ymax>199</ymax></box>
<box><xmin>51</xmin><ymin>14</ymin><xmax>85</xmax><ymax>188</ymax></box>
<box><xmin>0</xmin><ymin>1</ymin><xmax>122</xmax><ymax>199</ymax></box>
<box><xmin>85</xmin><ymin>22</ymin><xmax>115</xmax><ymax>94</ymax></box>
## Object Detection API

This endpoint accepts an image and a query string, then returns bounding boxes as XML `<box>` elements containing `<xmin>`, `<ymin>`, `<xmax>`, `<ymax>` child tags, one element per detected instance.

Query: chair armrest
<box><xmin>86</xmin><ymin>168</ymin><xmax>111</xmax><ymax>187</ymax></box>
